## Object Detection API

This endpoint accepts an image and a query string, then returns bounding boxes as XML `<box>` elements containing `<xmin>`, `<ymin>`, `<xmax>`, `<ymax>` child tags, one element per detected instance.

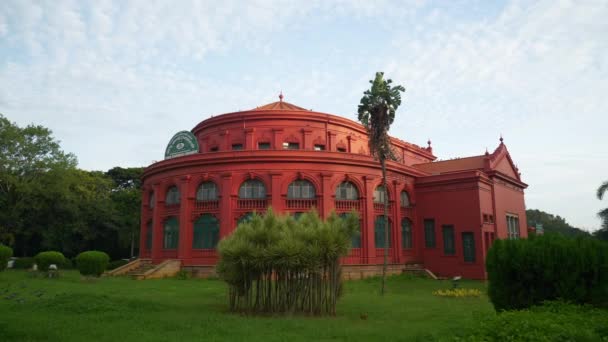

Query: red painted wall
<box><xmin>140</xmin><ymin>104</ymin><xmax>527</xmax><ymax>279</ymax></box>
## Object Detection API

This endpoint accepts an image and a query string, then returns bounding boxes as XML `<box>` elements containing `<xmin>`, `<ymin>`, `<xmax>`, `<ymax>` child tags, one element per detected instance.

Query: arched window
<box><xmin>287</xmin><ymin>180</ymin><xmax>316</xmax><ymax>199</ymax></box>
<box><xmin>146</xmin><ymin>221</ymin><xmax>153</xmax><ymax>250</ymax></box>
<box><xmin>149</xmin><ymin>192</ymin><xmax>155</xmax><ymax>208</ymax></box>
<box><xmin>165</xmin><ymin>186</ymin><xmax>180</xmax><ymax>205</ymax></box>
<box><xmin>239</xmin><ymin>180</ymin><xmax>266</xmax><ymax>199</ymax></box>
<box><xmin>401</xmin><ymin>191</ymin><xmax>410</xmax><ymax>207</ymax></box>
<box><xmin>374</xmin><ymin>216</ymin><xmax>391</xmax><ymax>248</ymax></box>
<box><xmin>193</xmin><ymin>214</ymin><xmax>219</xmax><ymax>249</ymax></box>
<box><xmin>340</xmin><ymin>212</ymin><xmax>360</xmax><ymax>248</ymax></box>
<box><xmin>373</xmin><ymin>186</ymin><xmax>388</xmax><ymax>204</ymax></box>
<box><xmin>335</xmin><ymin>181</ymin><xmax>359</xmax><ymax>200</ymax></box>
<box><xmin>163</xmin><ymin>217</ymin><xmax>179</xmax><ymax>249</ymax></box>
<box><xmin>196</xmin><ymin>182</ymin><xmax>218</xmax><ymax>201</ymax></box>
<box><xmin>401</xmin><ymin>219</ymin><xmax>412</xmax><ymax>249</ymax></box>
<box><xmin>237</xmin><ymin>212</ymin><xmax>255</xmax><ymax>226</ymax></box>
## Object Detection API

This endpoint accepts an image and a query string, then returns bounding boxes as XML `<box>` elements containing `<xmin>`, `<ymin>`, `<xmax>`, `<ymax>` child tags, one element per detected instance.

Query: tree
<box><xmin>357</xmin><ymin>72</ymin><xmax>405</xmax><ymax>295</ymax></box>
<box><xmin>0</xmin><ymin>114</ymin><xmax>77</xmax><ymax>255</ymax></box>
<box><xmin>106</xmin><ymin>167</ymin><xmax>144</xmax><ymax>258</ymax></box>
<box><xmin>595</xmin><ymin>181</ymin><xmax>608</xmax><ymax>240</ymax></box>
<box><xmin>526</xmin><ymin>209</ymin><xmax>590</xmax><ymax>237</ymax></box>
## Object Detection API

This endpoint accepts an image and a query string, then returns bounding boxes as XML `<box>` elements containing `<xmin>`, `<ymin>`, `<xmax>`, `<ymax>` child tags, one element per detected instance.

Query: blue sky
<box><xmin>1</xmin><ymin>0</ymin><xmax>607</xmax><ymax>230</ymax></box>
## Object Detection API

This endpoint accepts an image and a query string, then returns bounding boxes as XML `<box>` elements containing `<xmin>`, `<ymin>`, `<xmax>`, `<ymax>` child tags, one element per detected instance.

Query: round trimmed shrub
<box><xmin>0</xmin><ymin>244</ymin><xmax>13</xmax><ymax>271</ymax></box>
<box><xmin>75</xmin><ymin>251</ymin><xmax>110</xmax><ymax>277</ymax></box>
<box><xmin>13</xmin><ymin>257</ymin><xmax>35</xmax><ymax>269</ymax></box>
<box><xmin>34</xmin><ymin>251</ymin><xmax>66</xmax><ymax>271</ymax></box>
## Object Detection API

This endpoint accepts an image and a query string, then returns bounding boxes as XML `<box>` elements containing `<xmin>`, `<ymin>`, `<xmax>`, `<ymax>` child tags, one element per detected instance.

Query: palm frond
<box><xmin>597</xmin><ymin>181</ymin><xmax>608</xmax><ymax>200</ymax></box>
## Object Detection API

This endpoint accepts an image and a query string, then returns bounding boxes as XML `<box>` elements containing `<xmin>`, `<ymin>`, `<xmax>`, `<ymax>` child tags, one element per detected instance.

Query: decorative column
<box><xmin>327</xmin><ymin>131</ymin><xmax>336</xmax><ymax>151</ymax></box>
<box><xmin>219</xmin><ymin>172</ymin><xmax>233</xmax><ymax>238</ymax></box>
<box><xmin>138</xmin><ymin>188</ymin><xmax>149</xmax><ymax>257</ymax></box>
<box><xmin>244</xmin><ymin>127</ymin><xmax>255</xmax><ymax>150</ymax></box>
<box><xmin>220</xmin><ymin>130</ymin><xmax>229</xmax><ymax>151</ymax></box>
<box><xmin>363</xmin><ymin>176</ymin><xmax>376</xmax><ymax>264</ymax></box>
<box><xmin>272</xmin><ymin>128</ymin><xmax>283</xmax><ymax>150</ymax></box>
<box><xmin>392</xmin><ymin>180</ymin><xmax>402</xmax><ymax>263</ymax></box>
<box><xmin>320</xmin><ymin>172</ymin><xmax>333</xmax><ymax>218</ymax></box>
<box><xmin>178</xmin><ymin>175</ymin><xmax>193</xmax><ymax>262</ymax></box>
<box><xmin>302</xmin><ymin>128</ymin><xmax>313</xmax><ymax>150</ymax></box>
<box><xmin>151</xmin><ymin>183</ymin><xmax>163</xmax><ymax>262</ymax></box>
<box><xmin>270</xmin><ymin>172</ymin><xmax>282</xmax><ymax>212</ymax></box>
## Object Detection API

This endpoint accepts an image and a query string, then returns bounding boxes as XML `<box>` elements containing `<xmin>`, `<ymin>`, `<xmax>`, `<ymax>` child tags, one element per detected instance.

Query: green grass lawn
<box><xmin>0</xmin><ymin>271</ymin><xmax>492</xmax><ymax>341</ymax></box>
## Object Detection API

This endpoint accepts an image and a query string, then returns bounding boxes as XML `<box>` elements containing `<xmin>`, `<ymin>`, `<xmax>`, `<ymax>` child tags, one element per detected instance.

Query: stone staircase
<box><xmin>402</xmin><ymin>263</ymin><xmax>439</xmax><ymax>279</ymax></box>
<box><xmin>124</xmin><ymin>260</ymin><xmax>155</xmax><ymax>278</ymax></box>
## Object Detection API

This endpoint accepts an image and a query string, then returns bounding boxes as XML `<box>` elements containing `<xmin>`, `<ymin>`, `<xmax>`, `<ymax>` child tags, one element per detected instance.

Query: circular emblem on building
<box><xmin>165</xmin><ymin>131</ymin><xmax>199</xmax><ymax>159</ymax></box>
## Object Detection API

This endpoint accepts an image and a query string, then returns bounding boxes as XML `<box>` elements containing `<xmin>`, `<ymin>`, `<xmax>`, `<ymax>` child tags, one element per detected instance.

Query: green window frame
<box><xmin>146</xmin><ymin>221</ymin><xmax>153</xmax><ymax>250</ymax></box>
<box><xmin>373</xmin><ymin>186</ymin><xmax>388</xmax><ymax>204</ymax></box>
<box><xmin>462</xmin><ymin>232</ymin><xmax>475</xmax><ymax>263</ymax></box>
<box><xmin>193</xmin><ymin>214</ymin><xmax>219</xmax><ymax>249</ymax></box>
<box><xmin>401</xmin><ymin>219</ymin><xmax>412</xmax><ymax>249</ymax></box>
<box><xmin>335</xmin><ymin>181</ymin><xmax>359</xmax><ymax>200</ymax></box>
<box><xmin>163</xmin><ymin>217</ymin><xmax>179</xmax><ymax>249</ymax></box>
<box><xmin>258</xmin><ymin>142</ymin><xmax>271</xmax><ymax>150</ymax></box>
<box><xmin>287</xmin><ymin>180</ymin><xmax>316</xmax><ymax>199</ymax></box>
<box><xmin>165</xmin><ymin>186</ymin><xmax>180</xmax><ymax>205</ymax></box>
<box><xmin>196</xmin><ymin>181</ymin><xmax>218</xmax><ymax>201</ymax></box>
<box><xmin>424</xmin><ymin>219</ymin><xmax>436</xmax><ymax>248</ymax></box>
<box><xmin>239</xmin><ymin>180</ymin><xmax>266</xmax><ymax>199</ymax></box>
<box><xmin>237</xmin><ymin>212</ymin><xmax>254</xmax><ymax>226</ymax></box>
<box><xmin>374</xmin><ymin>216</ymin><xmax>391</xmax><ymax>248</ymax></box>
<box><xmin>400</xmin><ymin>191</ymin><xmax>410</xmax><ymax>207</ymax></box>
<box><xmin>340</xmin><ymin>213</ymin><xmax>361</xmax><ymax>248</ymax></box>
<box><xmin>442</xmin><ymin>225</ymin><xmax>455</xmax><ymax>255</ymax></box>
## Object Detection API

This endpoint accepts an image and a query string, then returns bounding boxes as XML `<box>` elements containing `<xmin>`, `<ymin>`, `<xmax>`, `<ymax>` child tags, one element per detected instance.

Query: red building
<box><xmin>139</xmin><ymin>96</ymin><xmax>527</xmax><ymax>279</ymax></box>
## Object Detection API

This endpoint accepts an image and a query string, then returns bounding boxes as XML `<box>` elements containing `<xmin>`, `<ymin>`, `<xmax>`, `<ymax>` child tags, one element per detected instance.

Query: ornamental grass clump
<box><xmin>75</xmin><ymin>251</ymin><xmax>110</xmax><ymax>277</ymax></box>
<box><xmin>0</xmin><ymin>244</ymin><xmax>13</xmax><ymax>271</ymax></box>
<box><xmin>217</xmin><ymin>208</ymin><xmax>358</xmax><ymax>316</ymax></box>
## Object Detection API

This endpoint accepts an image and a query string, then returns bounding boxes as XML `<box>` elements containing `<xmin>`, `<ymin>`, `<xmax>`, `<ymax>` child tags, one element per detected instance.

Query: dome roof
<box><xmin>251</xmin><ymin>100</ymin><xmax>307</xmax><ymax>111</ymax></box>
<box><xmin>250</xmin><ymin>92</ymin><xmax>307</xmax><ymax>111</ymax></box>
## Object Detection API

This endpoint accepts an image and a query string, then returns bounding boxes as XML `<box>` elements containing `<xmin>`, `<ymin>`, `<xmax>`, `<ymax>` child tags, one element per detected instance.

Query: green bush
<box><xmin>486</xmin><ymin>234</ymin><xmax>608</xmax><ymax>311</ymax></box>
<box><xmin>13</xmin><ymin>257</ymin><xmax>35</xmax><ymax>269</ymax></box>
<box><xmin>0</xmin><ymin>244</ymin><xmax>13</xmax><ymax>271</ymax></box>
<box><xmin>75</xmin><ymin>251</ymin><xmax>110</xmax><ymax>277</ymax></box>
<box><xmin>34</xmin><ymin>251</ymin><xmax>66</xmax><ymax>271</ymax></box>
<box><xmin>107</xmin><ymin>259</ymin><xmax>129</xmax><ymax>270</ymax></box>
<box><xmin>60</xmin><ymin>257</ymin><xmax>73</xmax><ymax>269</ymax></box>
<box><xmin>454</xmin><ymin>301</ymin><xmax>608</xmax><ymax>341</ymax></box>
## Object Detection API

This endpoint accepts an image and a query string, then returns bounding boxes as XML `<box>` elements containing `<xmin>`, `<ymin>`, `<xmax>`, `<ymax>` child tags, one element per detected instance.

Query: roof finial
<box><xmin>427</xmin><ymin>138</ymin><xmax>432</xmax><ymax>147</ymax></box>
<box><xmin>485</xmin><ymin>147</ymin><xmax>489</xmax><ymax>156</ymax></box>
<box><xmin>279</xmin><ymin>91</ymin><xmax>284</xmax><ymax>102</ymax></box>
<box><xmin>499</xmin><ymin>134</ymin><xmax>504</xmax><ymax>144</ymax></box>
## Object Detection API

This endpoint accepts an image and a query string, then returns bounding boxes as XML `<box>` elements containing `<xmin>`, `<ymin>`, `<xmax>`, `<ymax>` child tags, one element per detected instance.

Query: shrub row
<box><xmin>486</xmin><ymin>234</ymin><xmax>608</xmax><ymax>311</ymax></box>
<box><xmin>0</xmin><ymin>244</ymin><xmax>13</xmax><ymax>271</ymax></box>
<box><xmin>13</xmin><ymin>257</ymin><xmax>35</xmax><ymax>269</ymax></box>
<box><xmin>453</xmin><ymin>301</ymin><xmax>608</xmax><ymax>341</ymax></box>
<box><xmin>75</xmin><ymin>251</ymin><xmax>110</xmax><ymax>277</ymax></box>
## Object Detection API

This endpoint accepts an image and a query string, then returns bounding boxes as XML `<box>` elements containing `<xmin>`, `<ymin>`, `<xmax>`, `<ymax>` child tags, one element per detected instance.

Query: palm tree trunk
<box><xmin>381</xmin><ymin>157</ymin><xmax>388</xmax><ymax>296</ymax></box>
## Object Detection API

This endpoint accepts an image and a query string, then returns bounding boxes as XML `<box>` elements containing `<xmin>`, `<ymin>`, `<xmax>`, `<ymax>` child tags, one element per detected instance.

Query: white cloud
<box><xmin>0</xmin><ymin>0</ymin><xmax>606</xmax><ymax>229</ymax></box>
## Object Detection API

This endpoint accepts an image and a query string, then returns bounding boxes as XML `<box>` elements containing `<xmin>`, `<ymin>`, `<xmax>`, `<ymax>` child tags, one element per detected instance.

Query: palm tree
<box><xmin>596</xmin><ymin>181</ymin><xmax>608</xmax><ymax>239</ymax></box>
<box><xmin>357</xmin><ymin>72</ymin><xmax>405</xmax><ymax>295</ymax></box>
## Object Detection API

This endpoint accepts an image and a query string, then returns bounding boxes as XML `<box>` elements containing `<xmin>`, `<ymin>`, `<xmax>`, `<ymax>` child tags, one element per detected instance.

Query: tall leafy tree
<box><xmin>357</xmin><ymin>72</ymin><xmax>405</xmax><ymax>295</ymax></box>
<box><xmin>106</xmin><ymin>167</ymin><xmax>143</xmax><ymax>257</ymax></box>
<box><xmin>0</xmin><ymin>114</ymin><xmax>77</xmax><ymax>254</ymax></box>
<box><xmin>596</xmin><ymin>181</ymin><xmax>608</xmax><ymax>240</ymax></box>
